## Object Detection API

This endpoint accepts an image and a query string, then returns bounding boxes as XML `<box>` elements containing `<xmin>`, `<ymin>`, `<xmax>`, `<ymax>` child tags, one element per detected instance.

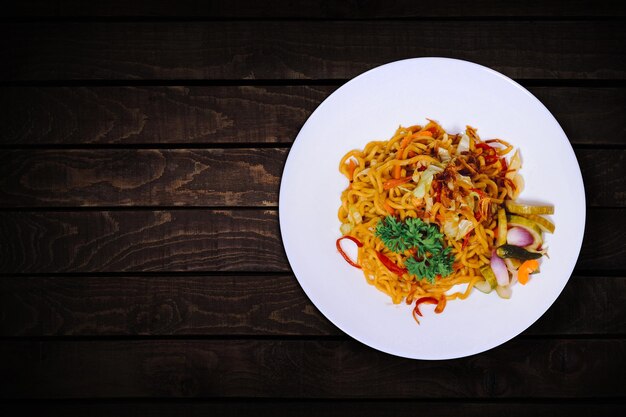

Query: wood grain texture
<box><xmin>0</xmin><ymin>275</ymin><xmax>338</xmax><ymax>337</ymax></box>
<box><xmin>576</xmin><ymin>149</ymin><xmax>626</xmax><ymax>207</ymax></box>
<box><xmin>0</xmin><ymin>209</ymin><xmax>621</xmax><ymax>273</ymax></box>
<box><xmin>0</xmin><ymin>148</ymin><xmax>622</xmax><ymax>208</ymax></box>
<box><xmin>0</xmin><ymin>149</ymin><xmax>288</xmax><ymax>207</ymax></box>
<box><xmin>2</xmin><ymin>21</ymin><xmax>625</xmax><ymax>81</ymax></box>
<box><xmin>2</xmin><ymin>86</ymin><xmax>625</xmax><ymax>146</ymax></box>
<box><xmin>0</xmin><ymin>86</ymin><xmax>331</xmax><ymax>145</ymax></box>
<box><xmin>1</xmin><ymin>339</ymin><xmax>625</xmax><ymax>398</ymax></box>
<box><xmin>0</xmin><ymin>210</ymin><xmax>285</xmax><ymax>273</ymax></box>
<box><xmin>1</xmin><ymin>401</ymin><xmax>624</xmax><ymax>417</ymax></box>
<box><xmin>0</xmin><ymin>275</ymin><xmax>623</xmax><ymax>337</ymax></box>
<box><xmin>6</xmin><ymin>0</ymin><xmax>626</xmax><ymax>17</ymax></box>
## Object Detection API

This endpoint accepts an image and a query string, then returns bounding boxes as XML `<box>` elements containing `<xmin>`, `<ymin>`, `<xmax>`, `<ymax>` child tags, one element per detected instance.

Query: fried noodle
<box><xmin>337</xmin><ymin>119</ymin><xmax>522</xmax><ymax>309</ymax></box>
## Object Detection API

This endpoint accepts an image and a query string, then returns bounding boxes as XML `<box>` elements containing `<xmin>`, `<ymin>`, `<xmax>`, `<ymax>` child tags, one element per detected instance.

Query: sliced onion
<box><xmin>496</xmin><ymin>285</ymin><xmax>512</xmax><ymax>299</ymax></box>
<box><xmin>491</xmin><ymin>250</ymin><xmax>510</xmax><ymax>287</ymax></box>
<box><xmin>503</xmin><ymin>257</ymin><xmax>519</xmax><ymax>271</ymax></box>
<box><xmin>506</xmin><ymin>226</ymin><xmax>534</xmax><ymax>247</ymax></box>
<box><xmin>503</xmin><ymin>259</ymin><xmax>519</xmax><ymax>286</ymax></box>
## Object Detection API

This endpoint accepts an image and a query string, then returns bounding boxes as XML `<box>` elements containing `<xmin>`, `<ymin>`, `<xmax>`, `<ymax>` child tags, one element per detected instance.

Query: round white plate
<box><xmin>279</xmin><ymin>57</ymin><xmax>585</xmax><ymax>360</ymax></box>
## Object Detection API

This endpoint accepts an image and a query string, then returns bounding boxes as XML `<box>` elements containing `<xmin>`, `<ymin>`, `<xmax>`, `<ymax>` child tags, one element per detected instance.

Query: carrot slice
<box><xmin>392</xmin><ymin>164</ymin><xmax>402</xmax><ymax>179</ymax></box>
<box><xmin>518</xmin><ymin>259</ymin><xmax>539</xmax><ymax>285</ymax></box>
<box><xmin>383</xmin><ymin>176</ymin><xmax>411</xmax><ymax>190</ymax></box>
<box><xmin>383</xmin><ymin>200</ymin><xmax>396</xmax><ymax>215</ymax></box>
<box><xmin>347</xmin><ymin>159</ymin><xmax>357</xmax><ymax>181</ymax></box>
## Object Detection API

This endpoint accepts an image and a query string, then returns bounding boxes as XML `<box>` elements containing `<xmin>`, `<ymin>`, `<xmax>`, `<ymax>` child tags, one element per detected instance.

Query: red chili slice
<box><xmin>435</xmin><ymin>297</ymin><xmax>447</xmax><ymax>314</ymax></box>
<box><xmin>375</xmin><ymin>251</ymin><xmax>407</xmax><ymax>276</ymax></box>
<box><xmin>475</xmin><ymin>143</ymin><xmax>493</xmax><ymax>152</ymax></box>
<box><xmin>461</xmin><ymin>234</ymin><xmax>471</xmax><ymax>249</ymax></box>
<box><xmin>336</xmin><ymin>236</ymin><xmax>363</xmax><ymax>269</ymax></box>
<box><xmin>413</xmin><ymin>297</ymin><xmax>438</xmax><ymax>317</ymax></box>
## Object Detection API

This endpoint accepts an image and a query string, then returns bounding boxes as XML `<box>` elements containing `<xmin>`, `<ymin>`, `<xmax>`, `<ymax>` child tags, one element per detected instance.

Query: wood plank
<box><xmin>0</xmin><ymin>275</ymin><xmax>338</xmax><ymax>336</ymax></box>
<box><xmin>0</xmin><ymin>209</ymin><xmax>621</xmax><ymax>273</ymax></box>
<box><xmin>576</xmin><ymin>149</ymin><xmax>626</xmax><ymax>207</ymax></box>
<box><xmin>0</xmin><ymin>148</ymin><xmax>622</xmax><ymax>208</ymax></box>
<box><xmin>0</xmin><ymin>86</ymin><xmax>331</xmax><ymax>145</ymax></box>
<box><xmin>0</xmin><ymin>149</ymin><xmax>288</xmax><ymax>207</ymax></box>
<box><xmin>1</xmin><ymin>21</ymin><xmax>625</xmax><ymax>81</ymax></box>
<box><xmin>0</xmin><ymin>210</ymin><xmax>286</xmax><ymax>273</ymax></box>
<box><xmin>1</xmin><ymin>86</ymin><xmax>625</xmax><ymax>146</ymax></box>
<box><xmin>0</xmin><ymin>275</ymin><xmax>623</xmax><ymax>337</ymax></box>
<box><xmin>1</xmin><ymin>339</ymin><xmax>624</xmax><ymax>398</ymax></box>
<box><xmin>5</xmin><ymin>0</ymin><xmax>626</xmax><ymax>18</ymax></box>
<box><xmin>1</xmin><ymin>400</ymin><xmax>623</xmax><ymax>417</ymax></box>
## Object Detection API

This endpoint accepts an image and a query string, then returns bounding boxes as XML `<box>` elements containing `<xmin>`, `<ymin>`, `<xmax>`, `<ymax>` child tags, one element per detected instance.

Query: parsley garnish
<box><xmin>375</xmin><ymin>216</ymin><xmax>454</xmax><ymax>284</ymax></box>
<box><xmin>405</xmin><ymin>247</ymin><xmax>454</xmax><ymax>284</ymax></box>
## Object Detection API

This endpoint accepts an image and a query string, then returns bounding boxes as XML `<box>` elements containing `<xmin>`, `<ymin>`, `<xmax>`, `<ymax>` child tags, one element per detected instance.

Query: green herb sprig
<box><xmin>405</xmin><ymin>247</ymin><xmax>454</xmax><ymax>284</ymax></box>
<box><xmin>375</xmin><ymin>216</ymin><xmax>454</xmax><ymax>284</ymax></box>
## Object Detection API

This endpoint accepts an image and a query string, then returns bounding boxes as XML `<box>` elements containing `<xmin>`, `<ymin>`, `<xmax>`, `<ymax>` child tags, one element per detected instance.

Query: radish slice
<box><xmin>507</xmin><ymin>226</ymin><xmax>534</xmax><ymax>247</ymax></box>
<box><xmin>491</xmin><ymin>250</ymin><xmax>510</xmax><ymax>287</ymax></box>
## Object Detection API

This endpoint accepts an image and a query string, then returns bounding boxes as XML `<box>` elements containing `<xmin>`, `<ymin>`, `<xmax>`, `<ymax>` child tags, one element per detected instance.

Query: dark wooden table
<box><xmin>1</xmin><ymin>1</ymin><xmax>625</xmax><ymax>415</ymax></box>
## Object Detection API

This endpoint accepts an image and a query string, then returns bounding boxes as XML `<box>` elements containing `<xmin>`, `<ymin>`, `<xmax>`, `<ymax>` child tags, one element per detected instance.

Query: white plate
<box><xmin>279</xmin><ymin>58</ymin><xmax>585</xmax><ymax>360</ymax></box>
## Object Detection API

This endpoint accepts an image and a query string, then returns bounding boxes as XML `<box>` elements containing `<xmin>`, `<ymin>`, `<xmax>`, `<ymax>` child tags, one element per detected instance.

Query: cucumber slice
<box><xmin>496</xmin><ymin>208</ymin><xmax>507</xmax><ymax>246</ymax></box>
<box><xmin>525</xmin><ymin>214</ymin><xmax>555</xmax><ymax>233</ymax></box>
<box><xmin>479</xmin><ymin>265</ymin><xmax>497</xmax><ymax>289</ymax></box>
<box><xmin>474</xmin><ymin>280</ymin><xmax>493</xmax><ymax>294</ymax></box>
<box><xmin>505</xmin><ymin>201</ymin><xmax>554</xmax><ymax>215</ymax></box>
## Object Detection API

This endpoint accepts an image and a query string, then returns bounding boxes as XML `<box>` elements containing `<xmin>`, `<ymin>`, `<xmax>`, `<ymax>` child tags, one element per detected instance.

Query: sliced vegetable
<box><xmin>479</xmin><ymin>265</ymin><xmax>497</xmax><ymax>289</ymax></box>
<box><xmin>505</xmin><ymin>200</ymin><xmax>554</xmax><ymax>215</ymax></box>
<box><xmin>496</xmin><ymin>244</ymin><xmax>542</xmax><ymax>260</ymax></box>
<box><xmin>512</xmin><ymin>174</ymin><xmax>524</xmax><ymax>199</ymax></box>
<box><xmin>442</xmin><ymin>214</ymin><xmax>474</xmax><ymax>241</ymax></box>
<box><xmin>505</xmin><ymin>149</ymin><xmax>521</xmax><ymax>180</ymax></box>
<box><xmin>347</xmin><ymin>159</ymin><xmax>357</xmax><ymax>181</ymax></box>
<box><xmin>376</xmin><ymin>251</ymin><xmax>407</xmax><ymax>276</ymax></box>
<box><xmin>474</xmin><ymin>280</ymin><xmax>493</xmax><ymax>294</ymax></box>
<box><xmin>506</xmin><ymin>215</ymin><xmax>543</xmax><ymax>250</ymax></box>
<box><xmin>383</xmin><ymin>200</ymin><xmax>396</xmax><ymax>215</ymax></box>
<box><xmin>526</xmin><ymin>214</ymin><xmax>555</xmax><ymax>233</ymax></box>
<box><xmin>506</xmin><ymin>226</ymin><xmax>534</xmax><ymax>247</ymax></box>
<box><xmin>456</xmin><ymin>133</ymin><xmax>470</xmax><ymax>155</ymax></box>
<box><xmin>336</xmin><ymin>236</ymin><xmax>363</xmax><ymax>269</ymax></box>
<box><xmin>412</xmin><ymin>164</ymin><xmax>444</xmax><ymax>199</ymax></box>
<box><xmin>509</xmin><ymin>268</ymin><xmax>519</xmax><ymax>286</ymax></box>
<box><xmin>383</xmin><ymin>176</ymin><xmax>411</xmax><ymax>190</ymax></box>
<box><xmin>456</xmin><ymin>173</ymin><xmax>473</xmax><ymax>188</ymax></box>
<box><xmin>496</xmin><ymin>208</ymin><xmax>507</xmax><ymax>246</ymax></box>
<box><xmin>413</xmin><ymin>297</ymin><xmax>438</xmax><ymax>317</ymax></box>
<box><xmin>504</xmin><ymin>257</ymin><xmax>521</xmax><ymax>271</ymax></box>
<box><xmin>518</xmin><ymin>259</ymin><xmax>540</xmax><ymax>285</ymax></box>
<box><xmin>495</xmin><ymin>285</ymin><xmax>512</xmax><ymax>299</ymax></box>
<box><xmin>438</xmin><ymin>147</ymin><xmax>451</xmax><ymax>162</ymax></box>
<box><xmin>339</xmin><ymin>223</ymin><xmax>352</xmax><ymax>235</ymax></box>
<box><xmin>435</xmin><ymin>297</ymin><xmax>447</xmax><ymax>313</ymax></box>
<box><xmin>491</xmin><ymin>250</ymin><xmax>510</xmax><ymax>286</ymax></box>
<box><xmin>392</xmin><ymin>164</ymin><xmax>402</xmax><ymax>179</ymax></box>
